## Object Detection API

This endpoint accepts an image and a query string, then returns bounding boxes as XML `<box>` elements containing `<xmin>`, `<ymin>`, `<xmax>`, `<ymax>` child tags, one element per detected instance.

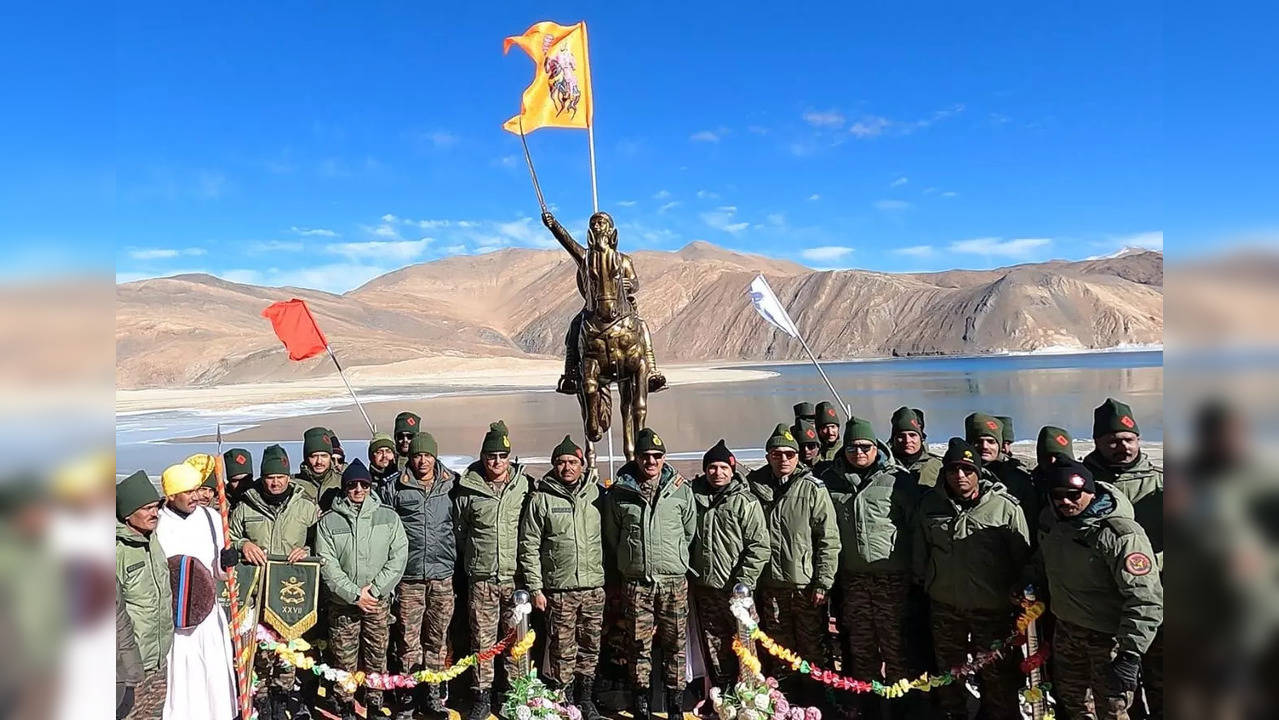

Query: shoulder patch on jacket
<box><xmin>673</xmin><ymin>473</ymin><xmax>685</xmax><ymax>488</ymax></box>
<box><xmin>1124</xmin><ymin>552</ymin><xmax>1153</xmax><ymax>576</ymax></box>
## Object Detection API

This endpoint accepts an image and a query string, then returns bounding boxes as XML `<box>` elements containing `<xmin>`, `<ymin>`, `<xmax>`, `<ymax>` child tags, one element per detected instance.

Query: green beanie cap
<box><xmin>815</xmin><ymin>401</ymin><xmax>840</xmax><ymax>428</ymax></box>
<box><xmin>302</xmin><ymin>426</ymin><xmax>333</xmax><ymax>456</ymax></box>
<box><xmin>223</xmin><ymin>448</ymin><xmax>253</xmax><ymax>479</ymax></box>
<box><xmin>368</xmin><ymin>432</ymin><xmax>395</xmax><ymax>458</ymax></box>
<box><xmin>409</xmin><ymin>431</ymin><xmax>439</xmax><ymax>458</ymax></box>
<box><xmin>890</xmin><ymin>406</ymin><xmax>925</xmax><ymax>436</ymax></box>
<box><xmin>1093</xmin><ymin>398</ymin><xmax>1139</xmax><ymax>437</ymax></box>
<box><xmin>996</xmin><ymin>416</ymin><xmax>1015</xmax><ymax>444</ymax></box>
<box><xmin>480</xmin><ymin>420</ymin><xmax>510</xmax><ymax>455</ymax></box>
<box><xmin>116</xmin><ymin>470</ymin><xmax>160</xmax><ymax>520</ymax></box>
<box><xmin>766</xmin><ymin>423</ymin><xmax>799</xmax><ymax>451</ymax></box>
<box><xmin>1036</xmin><ymin>425</ymin><xmax>1075</xmax><ymax>464</ymax></box>
<box><xmin>965</xmin><ymin>413</ymin><xmax>1003</xmax><ymax>443</ymax></box>
<box><xmin>394</xmin><ymin>411</ymin><xmax>420</xmax><ymax>437</ymax></box>
<box><xmin>793</xmin><ymin>418</ymin><xmax>819</xmax><ymax>446</ymax></box>
<box><xmin>792</xmin><ymin>402</ymin><xmax>816</xmax><ymax>421</ymax></box>
<box><xmin>635</xmin><ymin>427</ymin><xmax>666</xmax><ymax>455</ymax></box>
<box><xmin>260</xmin><ymin>444</ymin><xmax>290</xmax><ymax>477</ymax></box>
<box><xmin>844</xmin><ymin>416</ymin><xmax>877</xmax><ymax>444</ymax></box>
<box><xmin>551</xmin><ymin>434</ymin><xmax>583</xmax><ymax>461</ymax></box>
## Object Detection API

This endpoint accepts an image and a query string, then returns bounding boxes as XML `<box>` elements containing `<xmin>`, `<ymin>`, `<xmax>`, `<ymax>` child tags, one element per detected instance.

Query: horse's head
<box><xmin>587</xmin><ymin>212</ymin><xmax>617</xmax><ymax>250</ymax></box>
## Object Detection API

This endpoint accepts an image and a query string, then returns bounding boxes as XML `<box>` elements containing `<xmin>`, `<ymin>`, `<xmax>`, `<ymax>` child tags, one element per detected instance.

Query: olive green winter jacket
<box><xmin>603</xmin><ymin>462</ymin><xmax>696</xmax><ymax>582</ymax></box>
<box><xmin>1033</xmin><ymin>482</ymin><xmax>1163</xmax><ymax>655</ymax></box>
<box><xmin>1083</xmin><ymin>451</ymin><xmax>1164</xmax><ymax>569</ymax></box>
<box><xmin>898</xmin><ymin>449</ymin><xmax>944</xmax><ymax>489</ymax></box>
<box><xmin>913</xmin><ymin>477</ymin><xmax>1030</xmax><ymax>610</ymax></box>
<box><xmin>115</xmin><ymin>521</ymin><xmax>173</xmax><ymax>672</ymax></box>
<box><xmin>746</xmin><ymin>464</ymin><xmax>841</xmax><ymax>590</ymax></box>
<box><xmin>690</xmin><ymin>472</ymin><xmax>771</xmax><ymax>591</ymax></box>
<box><xmin>819</xmin><ymin>444</ymin><xmax>919</xmax><ymax>575</ymax></box>
<box><xmin>229</xmin><ymin>485</ymin><xmax>318</xmax><ymax>557</ymax></box>
<box><xmin>295</xmin><ymin>464</ymin><xmax>343</xmax><ymax>512</ymax></box>
<box><xmin>315</xmin><ymin>494</ymin><xmax>408</xmax><ymax>605</ymax></box>
<box><xmin>518</xmin><ymin>469</ymin><xmax>605</xmax><ymax>592</ymax></box>
<box><xmin>454</xmin><ymin>462</ymin><xmax>536</xmax><ymax>583</ymax></box>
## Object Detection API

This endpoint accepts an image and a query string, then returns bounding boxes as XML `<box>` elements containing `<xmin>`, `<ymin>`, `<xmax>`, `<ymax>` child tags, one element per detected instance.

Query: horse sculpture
<box><xmin>541</xmin><ymin>210</ymin><xmax>665</xmax><ymax>467</ymax></box>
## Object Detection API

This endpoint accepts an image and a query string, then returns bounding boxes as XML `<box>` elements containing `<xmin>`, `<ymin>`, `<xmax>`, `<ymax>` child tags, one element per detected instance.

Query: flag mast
<box><xmin>325</xmin><ymin>346</ymin><xmax>376</xmax><ymax>435</ymax></box>
<box><xmin>748</xmin><ymin>274</ymin><xmax>849</xmax><ymax>416</ymax></box>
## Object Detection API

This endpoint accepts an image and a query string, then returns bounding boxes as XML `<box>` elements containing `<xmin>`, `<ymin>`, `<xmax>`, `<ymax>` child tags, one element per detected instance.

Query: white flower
<box><xmin>741</xmin><ymin>709</ymin><xmax>759</xmax><ymax>720</ymax></box>
<box><xmin>709</xmin><ymin>688</ymin><xmax>722</xmax><ymax>704</ymax></box>
<box><xmin>516</xmin><ymin>705</ymin><xmax>532</xmax><ymax>720</ymax></box>
<box><xmin>753</xmin><ymin>694</ymin><xmax>771</xmax><ymax>711</ymax></box>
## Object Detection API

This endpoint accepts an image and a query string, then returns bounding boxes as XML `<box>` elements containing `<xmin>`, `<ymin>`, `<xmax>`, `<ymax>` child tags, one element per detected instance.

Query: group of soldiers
<box><xmin>115</xmin><ymin>398</ymin><xmax>1163</xmax><ymax>720</ymax></box>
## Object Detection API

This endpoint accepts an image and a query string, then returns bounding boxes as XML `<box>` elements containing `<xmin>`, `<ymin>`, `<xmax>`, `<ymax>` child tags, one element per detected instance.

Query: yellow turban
<box><xmin>184</xmin><ymin>453</ymin><xmax>218</xmax><ymax>487</ymax></box>
<box><xmin>161</xmin><ymin>463</ymin><xmax>203</xmax><ymax>496</ymax></box>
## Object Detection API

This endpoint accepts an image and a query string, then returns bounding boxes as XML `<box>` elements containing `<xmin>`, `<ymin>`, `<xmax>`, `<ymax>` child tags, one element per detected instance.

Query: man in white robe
<box><xmin>156</xmin><ymin>463</ymin><xmax>238</xmax><ymax>720</ymax></box>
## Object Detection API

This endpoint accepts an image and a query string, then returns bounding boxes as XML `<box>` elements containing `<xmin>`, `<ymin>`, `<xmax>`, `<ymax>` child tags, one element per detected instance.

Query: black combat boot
<box><xmin>559</xmin><ymin>679</ymin><xmax>576</xmax><ymax>708</ymax></box>
<box><xmin>632</xmin><ymin>688</ymin><xmax>651</xmax><ymax>720</ymax></box>
<box><xmin>575</xmin><ymin>675</ymin><xmax>601</xmax><ymax>720</ymax></box>
<box><xmin>424</xmin><ymin>683</ymin><xmax>449</xmax><ymax>717</ymax></box>
<box><xmin>468</xmin><ymin>689</ymin><xmax>492</xmax><ymax>720</ymax></box>
<box><xmin>392</xmin><ymin>687</ymin><xmax>415</xmax><ymax>720</ymax></box>
<box><xmin>664</xmin><ymin>686</ymin><xmax>683</xmax><ymax>720</ymax></box>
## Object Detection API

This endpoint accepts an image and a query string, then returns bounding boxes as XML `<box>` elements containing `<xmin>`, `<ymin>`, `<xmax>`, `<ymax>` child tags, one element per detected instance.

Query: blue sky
<box><xmin>10</xmin><ymin>1</ymin><xmax>1245</xmax><ymax>292</ymax></box>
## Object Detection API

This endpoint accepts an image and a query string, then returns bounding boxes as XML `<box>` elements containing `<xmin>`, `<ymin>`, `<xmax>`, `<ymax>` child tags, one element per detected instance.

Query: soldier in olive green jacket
<box><xmin>913</xmin><ymin>439</ymin><xmax>1029</xmax><ymax>719</ymax></box>
<box><xmin>518</xmin><ymin>436</ymin><xmax>605</xmax><ymax>716</ymax></box>
<box><xmin>602</xmin><ymin>428</ymin><xmax>695</xmax><ymax>719</ymax></box>
<box><xmin>889</xmin><ymin>406</ymin><xmax>943</xmax><ymax>489</ymax></box>
<box><xmin>1033</xmin><ymin>461</ymin><xmax>1162</xmax><ymax>720</ymax></box>
<box><xmin>819</xmin><ymin>418</ymin><xmax>918</xmax><ymax>685</ymax></box>
<box><xmin>746</xmin><ymin>423</ymin><xmax>840</xmax><ymax>693</ymax></box>
<box><xmin>115</xmin><ymin>469</ymin><xmax>173</xmax><ymax>719</ymax></box>
<box><xmin>316</xmin><ymin>460</ymin><xmax>409</xmax><ymax>712</ymax></box>
<box><xmin>454</xmin><ymin>420</ymin><xmax>536</xmax><ymax>712</ymax></box>
<box><xmin>690</xmin><ymin>440</ymin><xmax>770</xmax><ymax>688</ymax></box>
<box><xmin>296</xmin><ymin>426</ymin><xmax>344</xmax><ymax>511</ymax></box>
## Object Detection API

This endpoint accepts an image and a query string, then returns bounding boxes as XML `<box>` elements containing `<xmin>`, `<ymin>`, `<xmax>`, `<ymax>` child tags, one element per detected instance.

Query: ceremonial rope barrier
<box><xmin>728</xmin><ymin>596</ymin><xmax>1048</xmax><ymax>700</ymax></box>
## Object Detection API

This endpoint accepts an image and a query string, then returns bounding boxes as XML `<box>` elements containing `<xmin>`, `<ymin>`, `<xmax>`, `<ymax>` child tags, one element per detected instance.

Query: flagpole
<box><xmin>749</xmin><ymin>275</ymin><xmax>848</xmax><ymax>415</ymax></box>
<box><xmin>582</xmin><ymin>21</ymin><xmax>598</xmax><ymax>213</ymax></box>
<box><xmin>326</xmin><ymin>346</ymin><xmax>376</xmax><ymax>435</ymax></box>
<box><xmin>793</xmin><ymin>332</ymin><xmax>848</xmax><ymax>418</ymax></box>
<box><xmin>588</xmin><ymin>123</ymin><xmax>599</xmax><ymax>213</ymax></box>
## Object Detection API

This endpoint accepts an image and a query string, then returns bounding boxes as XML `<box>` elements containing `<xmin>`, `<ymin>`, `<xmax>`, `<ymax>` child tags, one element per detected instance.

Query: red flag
<box><xmin>261</xmin><ymin>299</ymin><xmax>328</xmax><ymax>361</ymax></box>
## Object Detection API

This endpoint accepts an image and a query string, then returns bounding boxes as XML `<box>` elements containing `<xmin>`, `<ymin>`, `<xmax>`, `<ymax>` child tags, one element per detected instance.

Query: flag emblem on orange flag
<box><xmin>503</xmin><ymin>21</ymin><xmax>593</xmax><ymax>134</ymax></box>
<box><xmin>261</xmin><ymin>299</ymin><xmax>328</xmax><ymax>361</ymax></box>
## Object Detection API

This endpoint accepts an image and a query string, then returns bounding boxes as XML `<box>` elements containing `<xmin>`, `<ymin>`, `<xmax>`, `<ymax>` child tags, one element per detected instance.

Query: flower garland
<box><xmin>709</xmin><ymin>669</ymin><xmax>821</xmax><ymax>720</ymax></box>
<box><xmin>510</xmin><ymin>629</ymin><xmax>537</xmax><ymax>660</ymax></box>
<box><xmin>728</xmin><ymin>595</ymin><xmax>1048</xmax><ymax>700</ymax></box>
<box><xmin>502</xmin><ymin>671</ymin><xmax>581</xmax><ymax>720</ymax></box>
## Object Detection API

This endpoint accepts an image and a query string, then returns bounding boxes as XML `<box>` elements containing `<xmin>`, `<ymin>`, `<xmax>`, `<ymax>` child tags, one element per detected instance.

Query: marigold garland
<box><xmin>510</xmin><ymin>629</ymin><xmax>537</xmax><ymax>660</ymax></box>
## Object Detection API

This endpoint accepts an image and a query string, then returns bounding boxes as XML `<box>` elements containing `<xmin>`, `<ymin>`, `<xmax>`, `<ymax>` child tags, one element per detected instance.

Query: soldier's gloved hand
<box><xmin>541</xmin><ymin>211</ymin><xmax>555</xmax><ymax>228</ymax></box>
<box><xmin>219</xmin><ymin>547</ymin><xmax>240</xmax><ymax>570</ymax></box>
<box><xmin>1105</xmin><ymin>650</ymin><xmax>1141</xmax><ymax>695</ymax></box>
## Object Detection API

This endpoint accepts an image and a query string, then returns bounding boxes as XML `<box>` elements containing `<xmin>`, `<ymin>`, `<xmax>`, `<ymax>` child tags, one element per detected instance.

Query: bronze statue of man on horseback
<box><xmin>541</xmin><ymin>210</ymin><xmax>666</xmax><ymax>467</ymax></box>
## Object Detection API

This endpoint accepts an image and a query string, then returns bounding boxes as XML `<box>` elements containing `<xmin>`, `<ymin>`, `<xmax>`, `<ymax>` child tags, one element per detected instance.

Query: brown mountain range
<box><xmin>115</xmin><ymin>242</ymin><xmax>1163</xmax><ymax>389</ymax></box>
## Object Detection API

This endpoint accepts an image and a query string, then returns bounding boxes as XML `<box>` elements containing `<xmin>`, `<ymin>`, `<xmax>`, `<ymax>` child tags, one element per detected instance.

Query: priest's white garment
<box><xmin>157</xmin><ymin>504</ymin><xmax>238</xmax><ymax>720</ymax></box>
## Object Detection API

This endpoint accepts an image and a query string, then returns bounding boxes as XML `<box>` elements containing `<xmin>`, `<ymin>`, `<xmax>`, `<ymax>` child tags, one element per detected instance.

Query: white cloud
<box><xmin>803</xmin><ymin>110</ymin><xmax>846</xmax><ymax>128</ymax></box>
<box><xmin>808</xmin><ymin>194</ymin><xmax>821</xmax><ymax>201</ymax></box>
<box><xmin>492</xmin><ymin>217</ymin><xmax>555</xmax><ymax>249</ymax></box>
<box><xmin>326</xmin><ymin>239</ymin><xmax>433</xmax><ymax>262</ymax></box>
<box><xmin>658</xmin><ymin>201</ymin><xmax>681</xmax><ymax>214</ymax></box>
<box><xmin>690</xmin><ymin>130</ymin><xmax>721</xmax><ymax>143</ymax></box>
<box><xmin>440</xmin><ymin>244</ymin><xmax>467</xmax><ymax>255</ymax></box>
<box><xmin>890</xmin><ymin>176</ymin><xmax>908</xmax><ymax>188</ymax></box>
<box><xmin>701</xmin><ymin>206</ymin><xmax>749</xmax><ymax>234</ymax></box>
<box><xmin>923</xmin><ymin>187</ymin><xmax>937</xmax><ymax>195</ymax></box>
<box><xmin>289</xmin><ymin>226</ymin><xmax>338</xmax><ymax>237</ymax></box>
<box><xmin>696</xmin><ymin>189</ymin><xmax>719</xmax><ymax>200</ymax></box>
<box><xmin>617</xmin><ymin>200</ymin><xmax>638</xmax><ymax>207</ymax></box>
<box><xmin>1114</xmin><ymin>231</ymin><xmax>1163</xmax><ymax>251</ymax></box>
<box><xmin>948</xmin><ymin>237</ymin><xmax>1051</xmax><ymax>257</ymax></box>
<box><xmin>381</xmin><ymin>213</ymin><xmax>398</xmax><ymax>223</ymax></box>
<box><xmin>220</xmin><ymin>269</ymin><xmax>265</xmax><ymax>285</ymax></box>
<box><xmin>940</xmin><ymin>191</ymin><xmax>958</xmax><ymax>198</ymax></box>
<box><xmin>370</xmin><ymin>223</ymin><xmax>401</xmax><ymax>239</ymax></box>
<box><xmin>894</xmin><ymin>245</ymin><xmax>934</xmax><ymax>257</ymax></box>
<box><xmin>766</xmin><ymin>213</ymin><xmax>786</xmax><ymax>227</ymax></box>
<box><xmin>849</xmin><ymin>116</ymin><xmax>891</xmax><ymax>138</ymax></box>
<box><xmin>875</xmin><ymin>199</ymin><xmax>911</xmax><ymax>211</ymax></box>
<box><xmin>126</xmin><ymin>247</ymin><xmax>207</xmax><ymax>260</ymax></box>
<box><xmin>250</xmin><ymin>240</ymin><xmax>305</xmax><ymax>253</ymax></box>
<box><xmin>801</xmin><ymin>246</ymin><xmax>855</xmax><ymax>262</ymax></box>
<box><xmin>653</xmin><ymin>189</ymin><xmax>671</xmax><ymax>200</ymax></box>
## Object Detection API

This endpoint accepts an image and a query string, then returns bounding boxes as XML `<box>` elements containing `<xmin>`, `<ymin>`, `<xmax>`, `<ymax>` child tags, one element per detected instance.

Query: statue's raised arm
<box><xmin>541</xmin><ymin>211</ymin><xmax>586</xmax><ymax>264</ymax></box>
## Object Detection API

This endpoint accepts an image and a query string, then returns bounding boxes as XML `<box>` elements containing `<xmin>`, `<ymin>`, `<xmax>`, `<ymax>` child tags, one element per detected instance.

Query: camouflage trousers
<box><xmin>329</xmin><ymin>598</ymin><xmax>391</xmax><ymax>707</ymax></box>
<box><xmin>840</xmin><ymin>573</ymin><xmax>911</xmax><ymax>682</ymax></box>
<box><xmin>546</xmin><ymin>587</ymin><xmax>606</xmax><ymax>688</ymax></box>
<box><xmin>1056</xmin><ymin>619</ymin><xmax>1133</xmax><ymax>720</ymax></box>
<box><xmin>930</xmin><ymin>601</ymin><xmax>1021</xmax><ymax>720</ymax></box>
<box><xmin>394</xmin><ymin>577</ymin><xmax>455</xmax><ymax>673</ymax></box>
<box><xmin>626</xmin><ymin>577</ymin><xmax>688</xmax><ymax>689</ymax></box>
<box><xmin>254</xmin><ymin>645</ymin><xmax>297</xmax><ymax>692</ymax></box>
<box><xmin>123</xmin><ymin>666</ymin><xmax>167</xmax><ymax>720</ymax></box>
<box><xmin>601</xmin><ymin>582</ymin><xmax>630</xmax><ymax>675</ymax></box>
<box><xmin>469</xmin><ymin>580</ymin><xmax>519</xmax><ymax>690</ymax></box>
<box><xmin>692</xmin><ymin>584</ymin><xmax>752</xmax><ymax>688</ymax></box>
<box><xmin>757</xmin><ymin>586</ymin><xmax>827</xmax><ymax>679</ymax></box>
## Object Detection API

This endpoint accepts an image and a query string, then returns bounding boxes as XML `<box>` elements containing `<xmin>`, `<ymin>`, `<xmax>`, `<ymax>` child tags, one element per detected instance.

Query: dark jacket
<box><xmin>819</xmin><ymin>442</ymin><xmax>920</xmax><ymax>575</ymax></box>
<box><xmin>690</xmin><ymin>471</ymin><xmax>771</xmax><ymax>591</ymax></box>
<box><xmin>518</xmin><ymin>470</ymin><xmax>606</xmax><ymax>592</ymax></box>
<box><xmin>382</xmin><ymin>460</ymin><xmax>458</xmax><ymax>581</ymax></box>
<box><xmin>454</xmin><ymin>462</ymin><xmax>537</xmax><ymax>583</ymax></box>
<box><xmin>1083</xmin><ymin>451</ymin><xmax>1164</xmax><ymax>570</ymax></box>
<box><xmin>746</xmin><ymin>464</ymin><xmax>841</xmax><ymax>590</ymax></box>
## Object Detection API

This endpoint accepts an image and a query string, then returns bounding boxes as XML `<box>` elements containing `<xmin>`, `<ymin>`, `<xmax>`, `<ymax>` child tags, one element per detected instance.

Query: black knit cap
<box><xmin>703</xmin><ymin>439</ymin><xmax>735</xmax><ymax>470</ymax></box>
<box><xmin>1044</xmin><ymin>458</ymin><xmax>1096</xmax><ymax>495</ymax></box>
<box><xmin>815</xmin><ymin>401</ymin><xmax>840</xmax><ymax>428</ymax></box>
<box><xmin>1093</xmin><ymin>398</ymin><xmax>1140</xmax><ymax>438</ymax></box>
<box><xmin>327</xmin><ymin>429</ymin><xmax>343</xmax><ymax>455</ymax></box>
<box><xmin>635</xmin><ymin>427</ymin><xmax>665</xmax><ymax>455</ymax></box>
<box><xmin>941</xmin><ymin>437</ymin><xmax>981</xmax><ymax>472</ymax></box>
<box><xmin>552</xmin><ymin>434</ymin><xmax>583</xmax><ymax>461</ymax></box>
<box><xmin>341</xmin><ymin>458</ymin><xmax>373</xmax><ymax>488</ymax></box>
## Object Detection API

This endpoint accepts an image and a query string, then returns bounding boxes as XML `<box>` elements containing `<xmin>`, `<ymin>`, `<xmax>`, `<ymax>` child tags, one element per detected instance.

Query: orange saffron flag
<box><xmin>503</xmin><ymin>21</ymin><xmax>593</xmax><ymax>135</ymax></box>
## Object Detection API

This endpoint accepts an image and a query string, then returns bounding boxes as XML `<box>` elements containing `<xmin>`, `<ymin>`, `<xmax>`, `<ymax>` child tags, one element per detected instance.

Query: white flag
<box><xmin>748</xmin><ymin>274</ymin><xmax>800</xmax><ymax>339</ymax></box>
